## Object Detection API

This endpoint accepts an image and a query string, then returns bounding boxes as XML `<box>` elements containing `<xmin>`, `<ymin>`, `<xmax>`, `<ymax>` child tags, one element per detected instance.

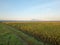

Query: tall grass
<box><xmin>5</xmin><ymin>22</ymin><xmax>60</xmax><ymax>45</ymax></box>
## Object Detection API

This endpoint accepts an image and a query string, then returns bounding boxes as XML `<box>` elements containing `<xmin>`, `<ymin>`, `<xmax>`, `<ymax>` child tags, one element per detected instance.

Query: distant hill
<box><xmin>0</xmin><ymin>19</ymin><xmax>60</xmax><ymax>22</ymax></box>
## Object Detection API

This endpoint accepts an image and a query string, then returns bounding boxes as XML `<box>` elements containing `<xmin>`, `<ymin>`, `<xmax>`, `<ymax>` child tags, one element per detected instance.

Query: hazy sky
<box><xmin>0</xmin><ymin>0</ymin><xmax>60</xmax><ymax>20</ymax></box>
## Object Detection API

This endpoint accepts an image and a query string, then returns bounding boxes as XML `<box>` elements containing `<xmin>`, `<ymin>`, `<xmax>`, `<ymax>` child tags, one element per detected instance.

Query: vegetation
<box><xmin>0</xmin><ymin>22</ymin><xmax>45</xmax><ymax>45</ymax></box>
<box><xmin>5</xmin><ymin>21</ymin><xmax>60</xmax><ymax>45</ymax></box>
<box><xmin>0</xmin><ymin>23</ymin><xmax>28</xmax><ymax>45</ymax></box>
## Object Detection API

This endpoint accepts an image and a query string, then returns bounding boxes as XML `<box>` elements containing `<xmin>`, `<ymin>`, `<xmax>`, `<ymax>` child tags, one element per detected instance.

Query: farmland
<box><xmin>0</xmin><ymin>21</ymin><xmax>60</xmax><ymax>45</ymax></box>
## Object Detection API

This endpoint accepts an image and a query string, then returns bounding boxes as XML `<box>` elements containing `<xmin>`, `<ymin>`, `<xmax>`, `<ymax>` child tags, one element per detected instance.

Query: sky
<box><xmin>0</xmin><ymin>0</ymin><xmax>60</xmax><ymax>21</ymax></box>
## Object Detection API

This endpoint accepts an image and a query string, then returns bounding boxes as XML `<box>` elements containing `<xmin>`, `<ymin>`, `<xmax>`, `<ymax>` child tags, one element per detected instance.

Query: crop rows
<box><xmin>5</xmin><ymin>22</ymin><xmax>60</xmax><ymax>45</ymax></box>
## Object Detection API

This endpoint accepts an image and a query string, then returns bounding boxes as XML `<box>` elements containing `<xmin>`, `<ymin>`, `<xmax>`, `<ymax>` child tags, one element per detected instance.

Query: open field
<box><xmin>0</xmin><ymin>21</ymin><xmax>60</xmax><ymax>45</ymax></box>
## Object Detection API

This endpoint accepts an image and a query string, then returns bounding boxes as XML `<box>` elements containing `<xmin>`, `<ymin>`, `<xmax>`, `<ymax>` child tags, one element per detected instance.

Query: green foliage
<box><xmin>0</xmin><ymin>23</ymin><xmax>46</xmax><ymax>45</ymax></box>
<box><xmin>6</xmin><ymin>22</ymin><xmax>60</xmax><ymax>45</ymax></box>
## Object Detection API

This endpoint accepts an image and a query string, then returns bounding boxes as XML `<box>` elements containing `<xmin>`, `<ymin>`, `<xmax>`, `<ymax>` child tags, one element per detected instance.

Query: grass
<box><xmin>4</xmin><ymin>21</ymin><xmax>60</xmax><ymax>45</ymax></box>
<box><xmin>0</xmin><ymin>23</ymin><xmax>29</xmax><ymax>45</ymax></box>
<box><xmin>0</xmin><ymin>23</ymin><xmax>47</xmax><ymax>45</ymax></box>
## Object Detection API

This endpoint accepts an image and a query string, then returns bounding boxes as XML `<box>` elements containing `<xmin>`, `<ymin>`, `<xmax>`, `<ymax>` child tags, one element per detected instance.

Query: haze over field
<box><xmin>0</xmin><ymin>0</ymin><xmax>60</xmax><ymax>21</ymax></box>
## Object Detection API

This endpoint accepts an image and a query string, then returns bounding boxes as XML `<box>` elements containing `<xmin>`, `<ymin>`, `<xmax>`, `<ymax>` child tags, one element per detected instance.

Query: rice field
<box><xmin>0</xmin><ymin>21</ymin><xmax>60</xmax><ymax>45</ymax></box>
